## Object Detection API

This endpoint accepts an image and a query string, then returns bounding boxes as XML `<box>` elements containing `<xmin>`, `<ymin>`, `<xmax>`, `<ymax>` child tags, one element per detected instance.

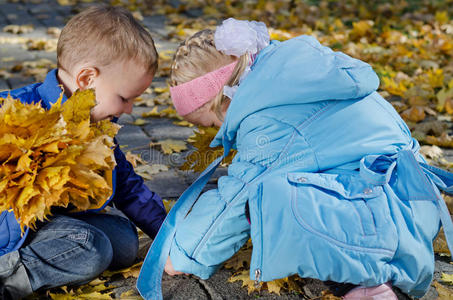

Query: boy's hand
<box><xmin>164</xmin><ymin>257</ymin><xmax>186</xmax><ymax>276</ymax></box>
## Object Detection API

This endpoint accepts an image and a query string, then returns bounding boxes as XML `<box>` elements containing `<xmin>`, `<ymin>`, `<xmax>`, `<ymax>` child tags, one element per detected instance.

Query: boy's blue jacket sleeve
<box><xmin>0</xmin><ymin>69</ymin><xmax>167</xmax><ymax>249</ymax></box>
<box><xmin>112</xmin><ymin>140</ymin><xmax>167</xmax><ymax>238</ymax></box>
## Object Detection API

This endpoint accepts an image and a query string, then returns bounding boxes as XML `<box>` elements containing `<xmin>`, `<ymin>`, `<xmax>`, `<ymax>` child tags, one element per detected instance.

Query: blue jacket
<box><xmin>138</xmin><ymin>35</ymin><xmax>453</xmax><ymax>299</ymax></box>
<box><xmin>0</xmin><ymin>69</ymin><xmax>167</xmax><ymax>256</ymax></box>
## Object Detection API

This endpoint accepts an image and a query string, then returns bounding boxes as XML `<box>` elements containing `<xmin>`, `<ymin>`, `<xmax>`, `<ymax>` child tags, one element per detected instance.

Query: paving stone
<box><xmin>144</xmin><ymin>170</ymin><xmax>189</xmax><ymax>199</ymax></box>
<box><xmin>117</xmin><ymin>113</ymin><xmax>135</xmax><ymax>125</ymax></box>
<box><xmin>6</xmin><ymin>11</ymin><xmax>39</xmax><ymax>26</ymax></box>
<box><xmin>0</xmin><ymin>3</ymin><xmax>28</xmax><ymax>16</ymax></box>
<box><xmin>142</xmin><ymin>14</ymin><xmax>166</xmax><ymax>31</ymax></box>
<box><xmin>0</xmin><ymin>13</ymin><xmax>8</xmax><ymax>26</ymax></box>
<box><xmin>0</xmin><ymin>44</ymin><xmax>36</xmax><ymax>69</ymax></box>
<box><xmin>142</xmin><ymin>14</ymin><xmax>168</xmax><ymax>37</ymax></box>
<box><xmin>10</xmin><ymin>27</ymin><xmax>49</xmax><ymax>39</ymax></box>
<box><xmin>433</xmin><ymin>258</ymin><xmax>453</xmax><ymax>281</ymax></box>
<box><xmin>27</xmin><ymin>3</ymin><xmax>53</xmax><ymax>15</ymax></box>
<box><xmin>7</xmin><ymin>75</ymin><xmax>35</xmax><ymax>89</ymax></box>
<box><xmin>162</xmin><ymin>273</ymin><xmax>209</xmax><ymax>300</ymax></box>
<box><xmin>39</xmin><ymin>14</ymin><xmax>66</xmax><ymax>27</ymax></box>
<box><xmin>143</xmin><ymin>118</ymin><xmax>195</xmax><ymax>141</ymax></box>
<box><xmin>130</xmin><ymin>104</ymin><xmax>153</xmax><ymax>119</ymax></box>
<box><xmin>116</xmin><ymin>123</ymin><xmax>152</xmax><ymax>149</ymax></box>
<box><xmin>54</xmin><ymin>5</ymin><xmax>74</xmax><ymax>18</ymax></box>
<box><xmin>0</xmin><ymin>78</ymin><xmax>9</xmax><ymax>91</ymax></box>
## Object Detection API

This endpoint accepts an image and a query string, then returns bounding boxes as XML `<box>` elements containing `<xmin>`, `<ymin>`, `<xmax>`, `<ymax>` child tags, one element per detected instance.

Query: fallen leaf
<box><xmin>433</xmin><ymin>281</ymin><xmax>453</xmax><ymax>300</ymax></box>
<box><xmin>420</xmin><ymin>145</ymin><xmax>443</xmax><ymax>160</ymax></box>
<box><xmin>401</xmin><ymin>106</ymin><xmax>426</xmax><ymax>123</ymax></box>
<box><xmin>102</xmin><ymin>262</ymin><xmax>143</xmax><ymax>279</ymax></box>
<box><xmin>173</xmin><ymin>120</ymin><xmax>194</xmax><ymax>127</ymax></box>
<box><xmin>134</xmin><ymin>164</ymin><xmax>169</xmax><ymax>180</ymax></box>
<box><xmin>163</xmin><ymin>199</ymin><xmax>175</xmax><ymax>213</ymax></box>
<box><xmin>152</xmin><ymin>139</ymin><xmax>187</xmax><ymax>154</ymax></box>
<box><xmin>120</xmin><ymin>290</ymin><xmax>141</xmax><ymax>299</ymax></box>
<box><xmin>47</xmin><ymin>27</ymin><xmax>61</xmax><ymax>38</ymax></box>
<box><xmin>441</xmin><ymin>273</ymin><xmax>453</xmax><ymax>285</ymax></box>
<box><xmin>130</xmin><ymin>118</ymin><xmax>147</xmax><ymax>126</ymax></box>
<box><xmin>142</xmin><ymin>106</ymin><xmax>159</xmax><ymax>118</ymax></box>
<box><xmin>228</xmin><ymin>270</ymin><xmax>262</xmax><ymax>294</ymax></box>
<box><xmin>125</xmin><ymin>152</ymin><xmax>145</xmax><ymax>168</ymax></box>
<box><xmin>3</xmin><ymin>24</ymin><xmax>34</xmax><ymax>34</ymax></box>
<box><xmin>224</xmin><ymin>240</ymin><xmax>252</xmax><ymax>270</ymax></box>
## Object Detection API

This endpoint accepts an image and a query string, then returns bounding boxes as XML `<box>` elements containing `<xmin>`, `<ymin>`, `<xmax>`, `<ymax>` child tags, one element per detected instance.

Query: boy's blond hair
<box><xmin>57</xmin><ymin>5</ymin><xmax>157</xmax><ymax>74</ymax></box>
<box><xmin>170</xmin><ymin>29</ymin><xmax>248</xmax><ymax>120</ymax></box>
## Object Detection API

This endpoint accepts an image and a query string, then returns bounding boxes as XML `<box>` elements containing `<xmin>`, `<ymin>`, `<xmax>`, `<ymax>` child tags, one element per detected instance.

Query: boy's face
<box><xmin>88</xmin><ymin>60</ymin><xmax>154</xmax><ymax>122</ymax></box>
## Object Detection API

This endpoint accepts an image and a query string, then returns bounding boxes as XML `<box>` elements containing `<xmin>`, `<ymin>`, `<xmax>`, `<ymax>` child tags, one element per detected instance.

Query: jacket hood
<box><xmin>211</xmin><ymin>35</ymin><xmax>379</xmax><ymax>152</ymax></box>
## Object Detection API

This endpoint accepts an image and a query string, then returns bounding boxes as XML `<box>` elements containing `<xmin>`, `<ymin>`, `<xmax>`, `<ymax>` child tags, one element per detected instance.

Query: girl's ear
<box><xmin>75</xmin><ymin>67</ymin><xmax>99</xmax><ymax>90</ymax></box>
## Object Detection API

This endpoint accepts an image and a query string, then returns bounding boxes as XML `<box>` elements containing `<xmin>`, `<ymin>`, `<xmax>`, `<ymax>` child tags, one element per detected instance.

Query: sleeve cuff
<box><xmin>169</xmin><ymin>238</ymin><xmax>220</xmax><ymax>280</ymax></box>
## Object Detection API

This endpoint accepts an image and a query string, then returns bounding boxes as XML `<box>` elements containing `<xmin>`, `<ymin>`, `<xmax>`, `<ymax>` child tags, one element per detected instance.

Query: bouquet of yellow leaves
<box><xmin>0</xmin><ymin>90</ymin><xmax>120</xmax><ymax>230</ymax></box>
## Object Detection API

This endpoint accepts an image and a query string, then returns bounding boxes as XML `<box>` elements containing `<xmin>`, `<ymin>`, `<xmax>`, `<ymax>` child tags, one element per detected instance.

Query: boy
<box><xmin>0</xmin><ymin>6</ymin><xmax>166</xmax><ymax>299</ymax></box>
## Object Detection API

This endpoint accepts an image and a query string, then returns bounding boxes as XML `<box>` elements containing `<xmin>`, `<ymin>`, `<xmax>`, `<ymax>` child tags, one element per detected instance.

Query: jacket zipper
<box><xmin>252</xmin><ymin>184</ymin><xmax>264</xmax><ymax>285</ymax></box>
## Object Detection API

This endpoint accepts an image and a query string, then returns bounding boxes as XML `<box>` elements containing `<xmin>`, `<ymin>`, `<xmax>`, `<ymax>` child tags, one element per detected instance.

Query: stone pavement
<box><xmin>0</xmin><ymin>1</ymin><xmax>451</xmax><ymax>299</ymax></box>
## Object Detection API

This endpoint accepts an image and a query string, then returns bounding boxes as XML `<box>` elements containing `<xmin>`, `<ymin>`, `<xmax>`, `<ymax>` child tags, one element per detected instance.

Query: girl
<box><xmin>137</xmin><ymin>18</ymin><xmax>453</xmax><ymax>299</ymax></box>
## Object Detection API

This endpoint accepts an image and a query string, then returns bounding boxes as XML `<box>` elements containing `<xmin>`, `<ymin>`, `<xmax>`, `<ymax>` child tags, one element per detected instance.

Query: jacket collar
<box><xmin>37</xmin><ymin>69</ymin><xmax>68</xmax><ymax>109</ymax></box>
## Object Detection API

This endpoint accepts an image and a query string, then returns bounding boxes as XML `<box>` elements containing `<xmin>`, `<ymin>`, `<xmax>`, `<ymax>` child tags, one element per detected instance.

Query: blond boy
<box><xmin>0</xmin><ymin>6</ymin><xmax>166</xmax><ymax>299</ymax></box>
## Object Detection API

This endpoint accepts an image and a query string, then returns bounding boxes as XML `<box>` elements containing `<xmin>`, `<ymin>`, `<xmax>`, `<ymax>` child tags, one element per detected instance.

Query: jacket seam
<box><xmin>344</xmin><ymin>69</ymin><xmax>359</xmax><ymax>98</ymax></box>
<box><xmin>288</xmin><ymin>102</ymin><xmax>338</xmax><ymax>170</ymax></box>
<box><xmin>370</xmin><ymin>94</ymin><xmax>412</xmax><ymax>144</ymax></box>
<box><xmin>190</xmin><ymin>182</ymin><xmax>246</xmax><ymax>259</ymax></box>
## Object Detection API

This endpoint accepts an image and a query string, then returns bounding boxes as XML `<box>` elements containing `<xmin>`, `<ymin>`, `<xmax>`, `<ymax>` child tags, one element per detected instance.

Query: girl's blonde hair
<box><xmin>170</xmin><ymin>29</ymin><xmax>249</xmax><ymax>120</ymax></box>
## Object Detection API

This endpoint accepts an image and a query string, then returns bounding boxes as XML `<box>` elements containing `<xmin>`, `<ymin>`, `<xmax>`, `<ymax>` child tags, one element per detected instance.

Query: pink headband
<box><xmin>170</xmin><ymin>61</ymin><xmax>238</xmax><ymax>116</ymax></box>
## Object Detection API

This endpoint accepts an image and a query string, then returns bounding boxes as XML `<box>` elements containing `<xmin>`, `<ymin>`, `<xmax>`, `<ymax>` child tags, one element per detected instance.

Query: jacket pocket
<box><xmin>249</xmin><ymin>171</ymin><xmax>398</xmax><ymax>283</ymax></box>
<box><xmin>288</xmin><ymin>172</ymin><xmax>381</xmax><ymax>242</ymax></box>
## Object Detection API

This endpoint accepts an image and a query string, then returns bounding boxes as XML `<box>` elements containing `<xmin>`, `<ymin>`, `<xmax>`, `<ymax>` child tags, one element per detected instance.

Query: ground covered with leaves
<box><xmin>1</xmin><ymin>0</ymin><xmax>453</xmax><ymax>299</ymax></box>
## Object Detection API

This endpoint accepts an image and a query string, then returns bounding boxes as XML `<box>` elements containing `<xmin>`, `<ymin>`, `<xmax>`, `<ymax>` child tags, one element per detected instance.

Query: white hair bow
<box><xmin>214</xmin><ymin>18</ymin><xmax>270</xmax><ymax>57</ymax></box>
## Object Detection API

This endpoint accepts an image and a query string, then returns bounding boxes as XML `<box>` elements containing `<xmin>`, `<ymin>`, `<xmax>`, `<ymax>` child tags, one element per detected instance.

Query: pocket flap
<box><xmin>287</xmin><ymin>172</ymin><xmax>382</xmax><ymax>199</ymax></box>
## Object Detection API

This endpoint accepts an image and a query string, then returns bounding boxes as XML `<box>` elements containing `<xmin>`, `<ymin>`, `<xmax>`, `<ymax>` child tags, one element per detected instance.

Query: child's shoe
<box><xmin>342</xmin><ymin>283</ymin><xmax>397</xmax><ymax>299</ymax></box>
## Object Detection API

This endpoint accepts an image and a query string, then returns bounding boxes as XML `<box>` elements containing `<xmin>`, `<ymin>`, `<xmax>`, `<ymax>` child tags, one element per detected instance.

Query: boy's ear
<box><xmin>76</xmin><ymin>67</ymin><xmax>99</xmax><ymax>90</ymax></box>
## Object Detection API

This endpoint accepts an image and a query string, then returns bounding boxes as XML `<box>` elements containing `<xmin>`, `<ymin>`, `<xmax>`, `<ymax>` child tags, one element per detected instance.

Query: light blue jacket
<box><xmin>137</xmin><ymin>35</ymin><xmax>453</xmax><ymax>299</ymax></box>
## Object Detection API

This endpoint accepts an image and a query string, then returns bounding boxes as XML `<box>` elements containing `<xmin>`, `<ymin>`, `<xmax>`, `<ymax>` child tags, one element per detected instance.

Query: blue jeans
<box><xmin>18</xmin><ymin>210</ymin><xmax>138</xmax><ymax>293</ymax></box>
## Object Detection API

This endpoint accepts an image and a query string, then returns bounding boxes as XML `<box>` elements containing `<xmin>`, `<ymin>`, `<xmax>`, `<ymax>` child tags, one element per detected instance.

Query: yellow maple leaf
<box><xmin>180</xmin><ymin>127</ymin><xmax>236</xmax><ymax>172</ymax></box>
<box><xmin>163</xmin><ymin>199</ymin><xmax>175</xmax><ymax>213</ymax></box>
<box><xmin>0</xmin><ymin>90</ymin><xmax>119</xmax><ymax>229</ymax></box>
<box><xmin>102</xmin><ymin>261</ymin><xmax>143</xmax><ymax>279</ymax></box>
<box><xmin>224</xmin><ymin>239</ymin><xmax>252</xmax><ymax>270</ymax></box>
<box><xmin>228</xmin><ymin>270</ymin><xmax>262</xmax><ymax>294</ymax></box>
<box><xmin>131</xmin><ymin>118</ymin><xmax>147</xmax><ymax>126</ymax></box>
<box><xmin>142</xmin><ymin>106</ymin><xmax>159</xmax><ymax>118</ymax></box>
<box><xmin>125</xmin><ymin>151</ymin><xmax>145</xmax><ymax>168</ymax></box>
<box><xmin>442</xmin><ymin>273</ymin><xmax>453</xmax><ymax>285</ymax></box>
<box><xmin>134</xmin><ymin>164</ymin><xmax>169</xmax><ymax>180</ymax></box>
<box><xmin>151</xmin><ymin>139</ymin><xmax>187</xmax><ymax>154</ymax></box>
<box><xmin>433</xmin><ymin>281</ymin><xmax>453</xmax><ymax>300</ymax></box>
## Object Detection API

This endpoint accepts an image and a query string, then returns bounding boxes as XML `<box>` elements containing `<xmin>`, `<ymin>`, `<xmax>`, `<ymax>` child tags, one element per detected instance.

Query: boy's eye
<box><xmin>120</xmin><ymin>96</ymin><xmax>128</xmax><ymax>103</ymax></box>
